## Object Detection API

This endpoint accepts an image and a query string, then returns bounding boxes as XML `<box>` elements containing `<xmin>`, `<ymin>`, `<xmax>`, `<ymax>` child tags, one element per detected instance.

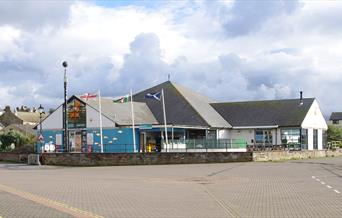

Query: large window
<box><xmin>67</xmin><ymin>98</ymin><xmax>86</xmax><ymax>129</ymax></box>
<box><xmin>313</xmin><ymin>129</ymin><xmax>318</xmax><ymax>149</ymax></box>
<box><xmin>333</xmin><ymin>120</ymin><xmax>339</xmax><ymax>124</ymax></box>
<box><xmin>281</xmin><ymin>128</ymin><xmax>300</xmax><ymax>147</ymax></box>
<box><xmin>255</xmin><ymin>130</ymin><xmax>272</xmax><ymax>144</ymax></box>
<box><xmin>301</xmin><ymin>129</ymin><xmax>308</xmax><ymax>150</ymax></box>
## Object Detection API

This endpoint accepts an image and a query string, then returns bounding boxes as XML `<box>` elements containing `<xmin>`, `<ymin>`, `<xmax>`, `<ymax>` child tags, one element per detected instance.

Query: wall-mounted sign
<box><xmin>56</xmin><ymin>134</ymin><xmax>62</xmax><ymax>146</ymax></box>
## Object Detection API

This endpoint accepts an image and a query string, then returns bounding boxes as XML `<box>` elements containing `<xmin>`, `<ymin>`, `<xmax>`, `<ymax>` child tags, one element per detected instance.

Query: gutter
<box><xmin>232</xmin><ymin>125</ymin><xmax>279</xmax><ymax>129</ymax></box>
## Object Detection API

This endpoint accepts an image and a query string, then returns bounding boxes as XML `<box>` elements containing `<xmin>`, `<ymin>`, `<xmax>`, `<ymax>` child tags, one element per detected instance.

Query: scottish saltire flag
<box><xmin>145</xmin><ymin>92</ymin><xmax>161</xmax><ymax>101</ymax></box>
<box><xmin>80</xmin><ymin>93</ymin><xmax>97</xmax><ymax>100</ymax></box>
<box><xmin>113</xmin><ymin>95</ymin><xmax>130</xmax><ymax>103</ymax></box>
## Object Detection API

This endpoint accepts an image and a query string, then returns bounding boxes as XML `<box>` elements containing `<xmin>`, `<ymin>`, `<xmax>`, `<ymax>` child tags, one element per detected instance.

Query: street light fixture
<box><xmin>62</xmin><ymin>61</ymin><xmax>69</xmax><ymax>152</ymax></box>
<box><xmin>38</xmin><ymin>104</ymin><xmax>44</xmax><ymax>153</ymax></box>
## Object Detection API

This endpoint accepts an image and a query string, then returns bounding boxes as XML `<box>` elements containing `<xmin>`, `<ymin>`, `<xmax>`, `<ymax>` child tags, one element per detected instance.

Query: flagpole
<box><xmin>130</xmin><ymin>89</ymin><xmax>136</xmax><ymax>153</ymax></box>
<box><xmin>161</xmin><ymin>89</ymin><xmax>168</xmax><ymax>151</ymax></box>
<box><xmin>98</xmin><ymin>89</ymin><xmax>104</xmax><ymax>153</ymax></box>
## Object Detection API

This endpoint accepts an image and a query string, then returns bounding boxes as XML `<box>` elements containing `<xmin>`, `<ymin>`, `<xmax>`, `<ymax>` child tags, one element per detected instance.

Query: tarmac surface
<box><xmin>1</xmin><ymin>157</ymin><xmax>342</xmax><ymax>217</ymax></box>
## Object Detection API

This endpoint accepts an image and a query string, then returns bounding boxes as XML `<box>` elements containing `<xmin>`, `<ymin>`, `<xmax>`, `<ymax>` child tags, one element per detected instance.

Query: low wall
<box><xmin>4</xmin><ymin>150</ymin><xmax>342</xmax><ymax>166</ymax></box>
<box><xmin>253</xmin><ymin>149</ymin><xmax>342</xmax><ymax>162</ymax></box>
<box><xmin>41</xmin><ymin>152</ymin><xmax>253</xmax><ymax>166</ymax></box>
<box><xmin>0</xmin><ymin>152</ymin><xmax>28</xmax><ymax>163</ymax></box>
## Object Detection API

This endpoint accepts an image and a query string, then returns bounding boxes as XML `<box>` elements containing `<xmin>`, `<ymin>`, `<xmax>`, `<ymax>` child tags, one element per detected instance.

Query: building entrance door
<box><xmin>140</xmin><ymin>132</ymin><xmax>146</xmax><ymax>153</ymax></box>
<box><xmin>69</xmin><ymin>131</ymin><xmax>82</xmax><ymax>152</ymax></box>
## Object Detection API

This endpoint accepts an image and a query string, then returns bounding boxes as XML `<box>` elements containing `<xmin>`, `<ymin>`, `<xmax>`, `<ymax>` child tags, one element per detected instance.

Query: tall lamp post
<box><xmin>62</xmin><ymin>61</ymin><xmax>69</xmax><ymax>152</ymax></box>
<box><xmin>38</xmin><ymin>104</ymin><xmax>44</xmax><ymax>153</ymax></box>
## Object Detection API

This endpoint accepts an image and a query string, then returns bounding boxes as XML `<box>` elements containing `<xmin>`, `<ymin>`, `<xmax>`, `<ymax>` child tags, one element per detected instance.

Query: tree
<box><xmin>326</xmin><ymin>125</ymin><xmax>342</xmax><ymax>142</ymax></box>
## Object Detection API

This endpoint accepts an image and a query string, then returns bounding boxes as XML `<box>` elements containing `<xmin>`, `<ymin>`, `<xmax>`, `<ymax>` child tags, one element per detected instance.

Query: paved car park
<box><xmin>1</xmin><ymin>157</ymin><xmax>342</xmax><ymax>217</ymax></box>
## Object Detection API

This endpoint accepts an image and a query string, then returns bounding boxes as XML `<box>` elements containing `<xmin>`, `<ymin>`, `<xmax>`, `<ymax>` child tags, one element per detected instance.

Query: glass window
<box><xmin>313</xmin><ymin>129</ymin><xmax>318</xmax><ymax>149</ymax></box>
<box><xmin>281</xmin><ymin>128</ymin><xmax>300</xmax><ymax>146</ymax></box>
<box><xmin>67</xmin><ymin>98</ymin><xmax>86</xmax><ymax>129</ymax></box>
<box><xmin>301</xmin><ymin>129</ymin><xmax>308</xmax><ymax>150</ymax></box>
<box><xmin>206</xmin><ymin>130</ymin><xmax>217</xmax><ymax>140</ymax></box>
<box><xmin>333</xmin><ymin>120</ymin><xmax>339</xmax><ymax>124</ymax></box>
<box><xmin>255</xmin><ymin>130</ymin><xmax>264</xmax><ymax>143</ymax></box>
<box><xmin>255</xmin><ymin>130</ymin><xmax>272</xmax><ymax>144</ymax></box>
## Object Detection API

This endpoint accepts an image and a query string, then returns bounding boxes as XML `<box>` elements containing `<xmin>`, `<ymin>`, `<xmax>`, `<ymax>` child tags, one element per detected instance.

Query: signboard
<box><xmin>44</xmin><ymin>143</ymin><xmax>55</xmax><ymax>152</ymax></box>
<box><xmin>38</xmin><ymin>134</ymin><xmax>44</xmax><ymax>143</ymax></box>
<box><xmin>139</xmin><ymin>124</ymin><xmax>152</xmax><ymax>130</ymax></box>
<box><xmin>55</xmin><ymin>134</ymin><xmax>62</xmax><ymax>145</ymax></box>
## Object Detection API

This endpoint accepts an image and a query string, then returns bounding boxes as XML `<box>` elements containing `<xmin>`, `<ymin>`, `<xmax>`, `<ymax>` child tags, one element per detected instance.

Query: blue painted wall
<box><xmin>89</xmin><ymin>128</ymin><xmax>140</xmax><ymax>153</ymax></box>
<box><xmin>36</xmin><ymin>128</ymin><xmax>139</xmax><ymax>153</ymax></box>
<box><xmin>36</xmin><ymin>130</ymin><xmax>64</xmax><ymax>153</ymax></box>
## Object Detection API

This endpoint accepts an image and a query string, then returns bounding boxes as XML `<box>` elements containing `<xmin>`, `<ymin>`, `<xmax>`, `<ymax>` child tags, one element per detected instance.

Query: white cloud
<box><xmin>0</xmin><ymin>0</ymin><xmax>342</xmax><ymax>117</ymax></box>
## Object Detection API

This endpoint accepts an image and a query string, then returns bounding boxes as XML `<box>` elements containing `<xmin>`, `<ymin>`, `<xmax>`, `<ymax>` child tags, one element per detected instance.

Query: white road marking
<box><xmin>312</xmin><ymin>176</ymin><xmax>340</xmax><ymax>194</ymax></box>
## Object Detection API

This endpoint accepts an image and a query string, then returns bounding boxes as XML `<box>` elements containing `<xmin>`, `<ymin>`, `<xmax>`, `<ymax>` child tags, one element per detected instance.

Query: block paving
<box><xmin>0</xmin><ymin>157</ymin><xmax>342</xmax><ymax>217</ymax></box>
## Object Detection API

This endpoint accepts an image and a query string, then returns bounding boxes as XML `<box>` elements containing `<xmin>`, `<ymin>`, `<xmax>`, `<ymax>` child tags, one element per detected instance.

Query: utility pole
<box><xmin>62</xmin><ymin>61</ymin><xmax>69</xmax><ymax>152</ymax></box>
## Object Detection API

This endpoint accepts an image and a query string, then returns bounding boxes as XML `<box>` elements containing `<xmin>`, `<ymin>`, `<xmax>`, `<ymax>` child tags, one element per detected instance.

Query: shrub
<box><xmin>0</xmin><ymin>130</ymin><xmax>36</xmax><ymax>152</ymax></box>
<box><xmin>327</xmin><ymin>125</ymin><xmax>342</xmax><ymax>141</ymax></box>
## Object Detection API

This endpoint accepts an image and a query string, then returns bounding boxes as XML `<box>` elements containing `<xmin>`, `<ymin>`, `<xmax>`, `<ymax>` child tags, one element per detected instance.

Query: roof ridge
<box><xmin>212</xmin><ymin>98</ymin><xmax>315</xmax><ymax>105</ymax></box>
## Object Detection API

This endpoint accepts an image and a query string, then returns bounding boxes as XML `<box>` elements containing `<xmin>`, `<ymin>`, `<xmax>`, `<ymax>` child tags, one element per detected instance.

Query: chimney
<box><xmin>299</xmin><ymin>91</ymin><xmax>303</xmax><ymax>106</ymax></box>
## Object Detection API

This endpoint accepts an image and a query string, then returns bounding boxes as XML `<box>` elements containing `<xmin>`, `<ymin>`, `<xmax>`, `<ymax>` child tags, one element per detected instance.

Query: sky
<box><xmin>0</xmin><ymin>0</ymin><xmax>341</xmax><ymax>117</ymax></box>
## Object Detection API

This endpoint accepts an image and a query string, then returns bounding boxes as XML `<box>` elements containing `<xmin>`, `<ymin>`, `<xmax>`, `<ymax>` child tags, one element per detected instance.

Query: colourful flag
<box><xmin>80</xmin><ymin>93</ymin><xmax>97</xmax><ymax>100</ymax></box>
<box><xmin>145</xmin><ymin>92</ymin><xmax>161</xmax><ymax>101</ymax></box>
<box><xmin>113</xmin><ymin>95</ymin><xmax>130</xmax><ymax>103</ymax></box>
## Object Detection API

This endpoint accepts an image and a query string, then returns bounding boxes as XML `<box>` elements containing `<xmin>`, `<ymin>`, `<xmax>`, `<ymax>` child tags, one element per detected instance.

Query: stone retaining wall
<box><xmin>41</xmin><ymin>152</ymin><xmax>253</xmax><ymax>166</ymax></box>
<box><xmin>0</xmin><ymin>152</ymin><xmax>28</xmax><ymax>163</ymax></box>
<box><xmin>253</xmin><ymin>149</ymin><xmax>342</xmax><ymax>162</ymax></box>
<box><xmin>3</xmin><ymin>150</ymin><xmax>342</xmax><ymax>166</ymax></box>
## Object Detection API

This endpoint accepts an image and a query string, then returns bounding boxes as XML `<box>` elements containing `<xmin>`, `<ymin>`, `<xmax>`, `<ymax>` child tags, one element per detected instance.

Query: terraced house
<box><xmin>37</xmin><ymin>82</ymin><xmax>327</xmax><ymax>153</ymax></box>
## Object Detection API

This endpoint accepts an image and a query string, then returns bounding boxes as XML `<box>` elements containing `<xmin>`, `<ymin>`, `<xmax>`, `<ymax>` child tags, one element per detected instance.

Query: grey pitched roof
<box><xmin>84</xmin><ymin>97</ymin><xmax>158</xmax><ymax>126</ymax></box>
<box><xmin>133</xmin><ymin>81</ymin><xmax>231</xmax><ymax>128</ymax></box>
<box><xmin>172</xmin><ymin>83</ymin><xmax>231</xmax><ymax>128</ymax></box>
<box><xmin>330</xmin><ymin>112</ymin><xmax>342</xmax><ymax>121</ymax></box>
<box><xmin>211</xmin><ymin>98</ymin><xmax>315</xmax><ymax>127</ymax></box>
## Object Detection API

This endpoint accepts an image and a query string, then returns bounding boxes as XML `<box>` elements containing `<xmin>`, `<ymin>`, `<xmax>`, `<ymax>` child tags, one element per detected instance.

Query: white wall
<box><xmin>86</xmin><ymin>105</ymin><xmax>116</xmax><ymax>128</ymax></box>
<box><xmin>308</xmin><ymin>128</ymin><xmax>313</xmax><ymax>150</ymax></box>
<box><xmin>42</xmin><ymin>106</ymin><xmax>63</xmax><ymax>129</ymax></box>
<box><xmin>230</xmin><ymin>129</ymin><xmax>255</xmax><ymax>144</ymax></box>
<box><xmin>276</xmin><ymin>129</ymin><xmax>282</xmax><ymax>145</ymax></box>
<box><xmin>218</xmin><ymin>128</ymin><xmax>282</xmax><ymax>145</ymax></box>
<box><xmin>301</xmin><ymin>100</ymin><xmax>327</xmax><ymax>150</ymax></box>
<box><xmin>302</xmin><ymin>100</ymin><xmax>328</xmax><ymax>130</ymax></box>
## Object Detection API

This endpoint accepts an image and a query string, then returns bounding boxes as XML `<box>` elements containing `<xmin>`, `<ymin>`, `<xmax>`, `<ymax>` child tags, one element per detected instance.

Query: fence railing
<box><xmin>164</xmin><ymin>139</ymin><xmax>247</xmax><ymax>151</ymax></box>
<box><xmin>41</xmin><ymin>139</ymin><xmax>248</xmax><ymax>153</ymax></box>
